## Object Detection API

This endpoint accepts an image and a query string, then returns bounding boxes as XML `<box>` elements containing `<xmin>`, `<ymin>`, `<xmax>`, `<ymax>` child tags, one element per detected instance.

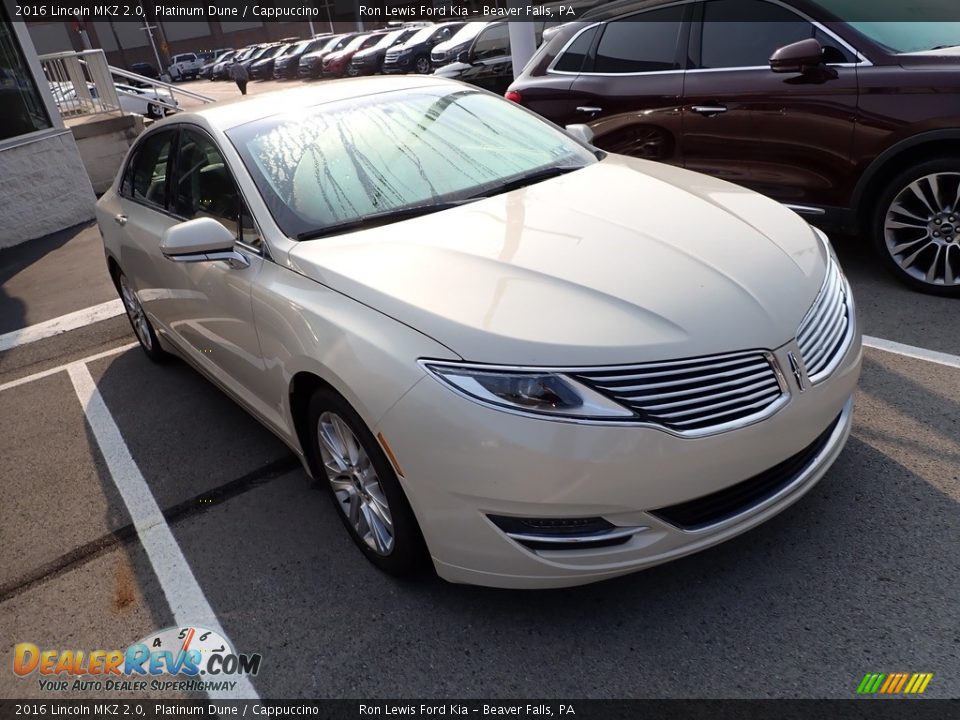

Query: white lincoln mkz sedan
<box><xmin>96</xmin><ymin>77</ymin><xmax>861</xmax><ymax>588</ymax></box>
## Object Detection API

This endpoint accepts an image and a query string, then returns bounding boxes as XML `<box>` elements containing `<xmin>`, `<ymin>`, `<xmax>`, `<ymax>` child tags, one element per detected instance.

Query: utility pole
<box><xmin>139</xmin><ymin>20</ymin><xmax>164</xmax><ymax>74</ymax></box>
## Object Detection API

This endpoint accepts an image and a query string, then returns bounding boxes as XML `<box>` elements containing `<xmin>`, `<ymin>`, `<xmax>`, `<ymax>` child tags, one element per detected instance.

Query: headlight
<box><xmin>422</xmin><ymin>362</ymin><xmax>634</xmax><ymax>419</ymax></box>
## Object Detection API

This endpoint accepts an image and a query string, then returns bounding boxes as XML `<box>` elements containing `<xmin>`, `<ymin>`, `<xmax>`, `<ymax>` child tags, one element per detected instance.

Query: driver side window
<box><xmin>171</xmin><ymin>129</ymin><xmax>262</xmax><ymax>251</ymax></box>
<box><xmin>473</xmin><ymin>24</ymin><xmax>509</xmax><ymax>60</ymax></box>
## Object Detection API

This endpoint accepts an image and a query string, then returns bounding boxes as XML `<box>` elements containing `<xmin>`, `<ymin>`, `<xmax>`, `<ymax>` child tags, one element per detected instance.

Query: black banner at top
<box><xmin>4</xmin><ymin>0</ymin><xmax>960</xmax><ymax>23</ymax></box>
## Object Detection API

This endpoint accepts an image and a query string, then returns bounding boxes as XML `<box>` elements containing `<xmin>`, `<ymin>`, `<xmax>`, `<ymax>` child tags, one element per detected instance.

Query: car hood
<box><xmin>287</xmin><ymin>156</ymin><xmax>828</xmax><ymax>366</ymax></box>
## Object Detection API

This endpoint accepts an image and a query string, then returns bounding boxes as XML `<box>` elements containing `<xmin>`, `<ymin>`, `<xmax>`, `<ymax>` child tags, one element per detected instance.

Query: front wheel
<box><xmin>146</xmin><ymin>103</ymin><xmax>161</xmax><ymax>119</ymax></box>
<box><xmin>414</xmin><ymin>55</ymin><xmax>431</xmax><ymax>74</ymax></box>
<box><xmin>306</xmin><ymin>388</ymin><xmax>426</xmax><ymax>576</ymax></box>
<box><xmin>873</xmin><ymin>159</ymin><xmax>960</xmax><ymax>296</ymax></box>
<box><xmin>346</xmin><ymin>65</ymin><xmax>359</xmax><ymax>77</ymax></box>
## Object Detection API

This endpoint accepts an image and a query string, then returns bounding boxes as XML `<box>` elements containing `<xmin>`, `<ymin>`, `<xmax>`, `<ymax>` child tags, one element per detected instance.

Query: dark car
<box><xmin>430</xmin><ymin>22</ymin><xmax>486</xmax><ymax>69</ymax></box>
<box><xmin>322</xmin><ymin>31</ymin><xmax>389</xmax><ymax>78</ymax></box>
<box><xmin>298</xmin><ymin>33</ymin><xmax>357</xmax><ymax>78</ymax></box>
<box><xmin>507</xmin><ymin>0</ymin><xmax>960</xmax><ymax>295</ymax></box>
<box><xmin>383</xmin><ymin>23</ymin><xmax>465</xmax><ymax>74</ymax></box>
<box><xmin>199</xmin><ymin>50</ymin><xmax>234</xmax><ymax>80</ymax></box>
<box><xmin>238</xmin><ymin>44</ymin><xmax>280</xmax><ymax>74</ymax></box>
<box><xmin>434</xmin><ymin>21</ymin><xmax>555</xmax><ymax>94</ymax></box>
<box><xmin>249</xmin><ymin>43</ymin><xmax>293</xmax><ymax>80</ymax></box>
<box><xmin>273</xmin><ymin>36</ymin><xmax>330</xmax><ymax>79</ymax></box>
<box><xmin>128</xmin><ymin>62</ymin><xmax>159</xmax><ymax>83</ymax></box>
<box><xmin>350</xmin><ymin>27</ymin><xmax>421</xmax><ymax>76</ymax></box>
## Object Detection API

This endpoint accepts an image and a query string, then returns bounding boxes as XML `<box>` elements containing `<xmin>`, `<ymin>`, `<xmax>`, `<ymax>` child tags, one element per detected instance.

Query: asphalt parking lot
<box><xmin>1</xmin><ymin>194</ymin><xmax>959</xmax><ymax>698</ymax></box>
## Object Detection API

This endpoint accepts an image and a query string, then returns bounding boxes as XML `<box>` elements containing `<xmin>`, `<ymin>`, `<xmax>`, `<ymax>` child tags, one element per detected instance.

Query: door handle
<box><xmin>691</xmin><ymin>105</ymin><xmax>728</xmax><ymax>116</ymax></box>
<box><xmin>576</xmin><ymin>106</ymin><xmax>602</xmax><ymax>114</ymax></box>
<box><xmin>114</xmin><ymin>214</ymin><xmax>128</xmax><ymax>226</ymax></box>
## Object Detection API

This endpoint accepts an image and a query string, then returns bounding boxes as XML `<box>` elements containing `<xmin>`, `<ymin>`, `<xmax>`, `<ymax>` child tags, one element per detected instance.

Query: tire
<box><xmin>346</xmin><ymin>65</ymin><xmax>359</xmax><ymax>77</ymax></box>
<box><xmin>117</xmin><ymin>271</ymin><xmax>169</xmax><ymax>362</ymax></box>
<box><xmin>414</xmin><ymin>55</ymin><xmax>431</xmax><ymax>74</ymax></box>
<box><xmin>146</xmin><ymin>103</ymin><xmax>161</xmax><ymax>119</ymax></box>
<box><xmin>306</xmin><ymin>387</ymin><xmax>427</xmax><ymax>576</ymax></box>
<box><xmin>872</xmin><ymin>157</ymin><xmax>960</xmax><ymax>296</ymax></box>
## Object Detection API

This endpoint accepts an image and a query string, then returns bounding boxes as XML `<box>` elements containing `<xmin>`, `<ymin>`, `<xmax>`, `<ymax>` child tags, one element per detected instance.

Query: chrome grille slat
<box><xmin>572</xmin><ymin>350</ymin><xmax>784</xmax><ymax>434</ymax></box>
<box><xmin>796</xmin><ymin>259</ymin><xmax>853</xmax><ymax>383</ymax></box>
<box><xmin>590</xmin><ymin>362</ymin><xmax>769</xmax><ymax>393</ymax></box>
<box><xmin>640</xmin><ymin>378</ymin><xmax>780</xmax><ymax>411</ymax></box>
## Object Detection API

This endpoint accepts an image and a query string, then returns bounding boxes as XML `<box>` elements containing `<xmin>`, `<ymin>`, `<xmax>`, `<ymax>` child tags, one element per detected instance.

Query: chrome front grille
<box><xmin>797</xmin><ymin>260</ymin><xmax>852</xmax><ymax>384</ymax></box>
<box><xmin>571</xmin><ymin>351</ymin><xmax>785</xmax><ymax>435</ymax></box>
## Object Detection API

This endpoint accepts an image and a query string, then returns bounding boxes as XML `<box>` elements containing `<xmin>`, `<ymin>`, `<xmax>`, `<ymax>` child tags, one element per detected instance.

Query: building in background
<box><xmin>0</xmin><ymin>9</ymin><xmax>95</xmax><ymax>247</ymax></box>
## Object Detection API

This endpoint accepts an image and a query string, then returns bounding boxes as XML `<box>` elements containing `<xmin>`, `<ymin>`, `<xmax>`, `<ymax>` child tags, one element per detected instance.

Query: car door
<box><xmin>681</xmin><ymin>0</ymin><xmax>860</xmax><ymax>209</ymax></box>
<box><xmin>464</xmin><ymin>23</ymin><xmax>514</xmax><ymax>93</ymax></box>
<box><xmin>563</xmin><ymin>4</ymin><xmax>691</xmax><ymax>164</ymax></box>
<box><xmin>159</xmin><ymin>126</ymin><xmax>271</xmax><ymax>406</ymax></box>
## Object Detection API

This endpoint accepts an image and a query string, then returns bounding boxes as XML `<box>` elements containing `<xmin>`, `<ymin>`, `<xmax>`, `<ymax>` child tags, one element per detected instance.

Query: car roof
<box><xmin>175</xmin><ymin>76</ymin><xmax>459</xmax><ymax>131</ymax></box>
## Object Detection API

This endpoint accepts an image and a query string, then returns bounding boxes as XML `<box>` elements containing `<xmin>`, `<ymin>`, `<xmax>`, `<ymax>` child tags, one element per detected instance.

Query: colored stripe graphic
<box><xmin>857</xmin><ymin>672</ymin><xmax>932</xmax><ymax>694</ymax></box>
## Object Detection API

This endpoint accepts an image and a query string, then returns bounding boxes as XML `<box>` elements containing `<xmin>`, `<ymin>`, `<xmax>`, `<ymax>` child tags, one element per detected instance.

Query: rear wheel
<box><xmin>117</xmin><ymin>272</ymin><xmax>168</xmax><ymax>362</ymax></box>
<box><xmin>306</xmin><ymin>388</ymin><xmax>426</xmax><ymax>576</ymax></box>
<box><xmin>873</xmin><ymin>158</ymin><xmax>960</xmax><ymax>296</ymax></box>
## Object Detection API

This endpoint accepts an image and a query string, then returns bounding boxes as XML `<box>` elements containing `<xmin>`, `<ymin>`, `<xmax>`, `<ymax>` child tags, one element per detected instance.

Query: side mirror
<box><xmin>160</xmin><ymin>217</ymin><xmax>249</xmax><ymax>269</ymax></box>
<box><xmin>457</xmin><ymin>50</ymin><xmax>472</xmax><ymax>64</ymax></box>
<box><xmin>769</xmin><ymin>38</ymin><xmax>824</xmax><ymax>74</ymax></box>
<box><xmin>565</xmin><ymin>123</ymin><xmax>595</xmax><ymax>145</ymax></box>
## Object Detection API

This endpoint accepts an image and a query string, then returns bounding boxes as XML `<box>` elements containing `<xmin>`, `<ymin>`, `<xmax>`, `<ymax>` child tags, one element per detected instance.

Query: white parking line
<box><xmin>67</xmin><ymin>362</ymin><xmax>259</xmax><ymax>701</ymax></box>
<box><xmin>863</xmin><ymin>335</ymin><xmax>960</xmax><ymax>371</ymax></box>
<box><xmin>0</xmin><ymin>300</ymin><xmax>124</xmax><ymax>352</ymax></box>
<box><xmin>0</xmin><ymin>342</ymin><xmax>137</xmax><ymax>393</ymax></box>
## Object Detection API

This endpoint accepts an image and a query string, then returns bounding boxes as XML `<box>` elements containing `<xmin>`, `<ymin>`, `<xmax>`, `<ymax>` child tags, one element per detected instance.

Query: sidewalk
<box><xmin>0</xmin><ymin>222</ymin><xmax>116</xmax><ymax>335</ymax></box>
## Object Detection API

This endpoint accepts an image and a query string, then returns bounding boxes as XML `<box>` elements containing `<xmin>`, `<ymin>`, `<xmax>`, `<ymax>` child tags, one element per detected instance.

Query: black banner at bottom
<box><xmin>1</xmin><ymin>700</ymin><xmax>959</xmax><ymax>720</ymax></box>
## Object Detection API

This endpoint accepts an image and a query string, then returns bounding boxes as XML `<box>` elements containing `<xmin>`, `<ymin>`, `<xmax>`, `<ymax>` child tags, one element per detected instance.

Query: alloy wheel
<box><xmin>317</xmin><ymin>411</ymin><xmax>395</xmax><ymax>556</ymax></box>
<box><xmin>883</xmin><ymin>172</ymin><xmax>960</xmax><ymax>288</ymax></box>
<box><xmin>415</xmin><ymin>56</ymin><xmax>431</xmax><ymax>74</ymax></box>
<box><xmin>119</xmin><ymin>274</ymin><xmax>153</xmax><ymax>351</ymax></box>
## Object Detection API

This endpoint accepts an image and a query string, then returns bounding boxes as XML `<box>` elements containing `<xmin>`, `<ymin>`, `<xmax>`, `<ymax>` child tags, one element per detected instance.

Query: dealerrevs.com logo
<box><xmin>13</xmin><ymin>626</ymin><xmax>261</xmax><ymax>694</ymax></box>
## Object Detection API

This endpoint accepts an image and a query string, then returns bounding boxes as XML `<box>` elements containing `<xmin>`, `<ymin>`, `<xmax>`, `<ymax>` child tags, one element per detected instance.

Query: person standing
<box><xmin>230</xmin><ymin>59</ymin><xmax>249</xmax><ymax>96</ymax></box>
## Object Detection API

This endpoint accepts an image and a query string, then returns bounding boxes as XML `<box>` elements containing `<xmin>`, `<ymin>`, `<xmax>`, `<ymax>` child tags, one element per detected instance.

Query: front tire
<box><xmin>117</xmin><ymin>272</ymin><xmax>169</xmax><ymax>362</ymax></box>
<box><xmin>414</xmin><ymin>55</ymin><xmax>431</xmax><ymax>74</ymax></box>
<box><xmin>873</xmin><ymin>158</ymin><xmax>960</xmax><ymax>296</ymax></box>
<box><xmin>306</xmin><ymin>388</ymin><xmax>426</xmax><ymax>576</ymax></box>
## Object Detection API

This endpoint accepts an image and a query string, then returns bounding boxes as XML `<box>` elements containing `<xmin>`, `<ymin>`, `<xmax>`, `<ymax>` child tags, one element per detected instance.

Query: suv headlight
<box><xmin>422</xmin><ymin>362</ymin><xmax>633</xmax><ymax>419</ymax></box>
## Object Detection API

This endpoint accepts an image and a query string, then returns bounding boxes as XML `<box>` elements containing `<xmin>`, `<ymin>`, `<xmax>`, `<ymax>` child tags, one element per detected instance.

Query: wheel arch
<box><xmin>853</xmin><ymin>129</ymin><xmax>960</xmax><ymax>231</ymax></box>
<box><xmin>288</xmin><ymin>370</ymin><xmax>341</xmax><ymax>479</ymax></box>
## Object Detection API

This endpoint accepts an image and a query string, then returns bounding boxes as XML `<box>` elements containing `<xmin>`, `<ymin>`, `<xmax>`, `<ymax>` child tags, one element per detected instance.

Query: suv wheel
<box><xmin>414</xmin><ymin>55</ymin><xmax>431</xmax><ymax>74</ymax></box>
<box><xmin>874</xmin><ymin>160</ymin><xmax>960</xmax><ymax>296</ymax></box>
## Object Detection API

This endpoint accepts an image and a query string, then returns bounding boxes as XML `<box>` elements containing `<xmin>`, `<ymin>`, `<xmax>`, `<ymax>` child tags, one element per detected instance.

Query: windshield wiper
<box><xmin>296</xmin><ymin>199</ymin><xmax>478</xmax><ymax>241</ymax></box>
<box><xmin>467</xmin><ymin>165</ymin><xmax>585</xmax><ymax>200</ymax></box>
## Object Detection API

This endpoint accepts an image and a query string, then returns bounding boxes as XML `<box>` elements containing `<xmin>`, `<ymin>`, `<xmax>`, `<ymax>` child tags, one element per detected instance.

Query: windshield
<box><xmin>227</xmin><ymin>88</ymin><xmax>596</xmax><ymax>239</ymax></box>
<box><xmin>375</xmin><ymin>30</ymin><xmax>405</xmax><ymax>49</ymax></box>
<box><xmin>215</xmin><ymin>51</ymin><xmax>235</xmax><ymax>63</ymax></box>
<box><xmin>344</xmin><ymin>34</ymin><xmax>376</xmax><ymax>52</ymax></box>
<box><xmin>408</xmin><ymin>26</ymin><xmax>438</xmax><ymax>44</ymax></box>
<box><xmin>444</xmin><ymin>22</ymin><xmax>485</xmax><ymax>46</ymax></box>
<box><xmin>848</xmin><ymin>21</ymin><xmax>960</xmax><ymax>53</ymax></box>
<box><xmin>263</xmin><ymin>45</ymin><xmax>288</xmax><ymax>59</ymax></box>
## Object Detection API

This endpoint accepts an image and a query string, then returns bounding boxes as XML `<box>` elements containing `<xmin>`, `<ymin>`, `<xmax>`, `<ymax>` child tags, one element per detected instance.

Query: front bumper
<box><xmin>374</xmin><ymin>333</ymin><xmax>862</xmax><ymax>588</ymax></box>
<box><xmin>383</xmin><ymin>58</ymin><xmax>411</xmax><ymax>73</ymax></box>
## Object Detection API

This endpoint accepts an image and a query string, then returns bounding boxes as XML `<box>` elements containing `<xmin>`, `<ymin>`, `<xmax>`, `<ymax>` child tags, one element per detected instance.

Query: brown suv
<box><xmin>507</xmin><ymin>0</ymin><xmax>960</xmax><ymax>295</ymax></box>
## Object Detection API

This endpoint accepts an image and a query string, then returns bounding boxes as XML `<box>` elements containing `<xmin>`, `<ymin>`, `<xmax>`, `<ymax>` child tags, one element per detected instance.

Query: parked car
<box><xmin>199</xmin><ymin>50</ymin><xmax>235</xmax><ymax>80</ymax></box>
<box><xmin>383</xmin><ymin>23</ymin><xmax>464</xmax><ymax>74</ymax></box>
<box><xmin>249</xmin><ymin>43</ymin><xmax>293</xmax><ymax>80</ymax></box>
<box><xmin>213</xmin><ymin>46</ymin><xmax>259</xmax><ymax>80</ymax></box>
<box><xmin>97</xmin><ymin>76</ymin><xmax>860</xmax><ymax>588</ymax></box>
<box><xmin>322</xmin><ymin>31</ymin><xmax>389</xmax><ymax>78</ymax></box>
<box><xmin>349</xmin><ymin>28</ymin><xmax>420</xmax><ymax>76</ymax></box>
<box><xmin>508</xmin><ymin>0</ymin><xmax>960</xmax><ymax>295</ymax></box>
<box><xmin>434</xmin><ymin>21</ymin><xmax>556</xmax><ymax>94</ymax></box>
<box><xmin>50</xmin><ymin>81</ymin><xmax>178</xmax><ymax>119</ymax></box>
<box><xmin>430</xmin><ymin>22</ymin><xmax>486</xmax><ymax>69</ymax></box>
<box><xmin>128</xmin><ymin>62</ymin><xmax>159</xmax><ymax>83</ymax></box>
<box><xmin>239</xmin><ymin>44</ymin><xmax>281</xmax><ymax>73</ymax></box>
<box><xmin>168</xmin><ymin>53</ymin><xmax>203</xmax><ymax>81</ymax></box>
<box><xmin>298</xmin><ymin>34</ymin><xmax>357</xmax><ymax>79</ymax></box>
<box><xmin>273</xmin><ymin>36</ymin><xmax>330</xmax><ymax>79</ymax></box>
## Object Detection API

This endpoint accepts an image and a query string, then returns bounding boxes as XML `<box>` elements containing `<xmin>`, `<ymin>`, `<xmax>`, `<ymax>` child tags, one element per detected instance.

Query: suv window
<box><xmin>699</xmin><ymin>0</ymin><xmax>832</xmax><ymax>69</ymax></box>
<box><xmin>553</xmin><ymin>26</ymin><xmax>599</xmax><ymax>73</ymax></box>
<box><xmin>123</xmin><ymin>130</ymin><xmax>174</xmax><ymax>208</ymax></box>
<box><xmin>172</xmin><ymin>129</ymin><xmax>261</xmax><ymax>250</ymax></box>
<box><xmin>594</xmin><ymin>7</ymin><xmax>685</xmax><ymax>73</ymax></box>
<box><xmin>472</xmin><ymin>24</ymin><xmax>509</xmax><ymax>60</ymax></box>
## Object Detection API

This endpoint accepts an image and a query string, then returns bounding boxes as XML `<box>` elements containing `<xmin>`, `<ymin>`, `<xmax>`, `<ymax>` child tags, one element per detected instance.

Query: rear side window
<box><xmin>122</xmin><ymin>130</ymin><xmax>174</xmax><ymax>208</ymax></box>
<box><xmin>594</xmin><ymin>7</ymin><xmax>685</xmax><ymax>73</ymax></box>
<box><xmin>699</xmin><ymin>0</ymin><xmax>813</xmax><ymax>69</ymax></box>
<box><xmin>553</xmin><ymin>26</ymin><xmax>599</xmax><ymax>72</ymax></box>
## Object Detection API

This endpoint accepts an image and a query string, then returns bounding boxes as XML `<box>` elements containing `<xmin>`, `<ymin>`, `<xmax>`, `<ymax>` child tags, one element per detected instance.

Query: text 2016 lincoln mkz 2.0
<box><xmin>96</xmin><ymin>77</ymin><xmax>861</xmax><ymax>588</ymax></box>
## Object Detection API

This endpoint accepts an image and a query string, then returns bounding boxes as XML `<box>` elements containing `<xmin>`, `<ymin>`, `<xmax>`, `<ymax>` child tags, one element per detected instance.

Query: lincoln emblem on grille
<box><xmin>787</xmin><ymin>351</ymin><xmax>805</xmax><ymax>391</ymax></box>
